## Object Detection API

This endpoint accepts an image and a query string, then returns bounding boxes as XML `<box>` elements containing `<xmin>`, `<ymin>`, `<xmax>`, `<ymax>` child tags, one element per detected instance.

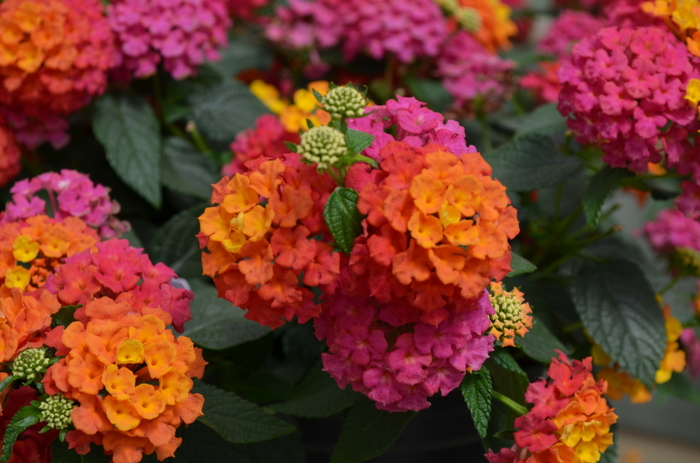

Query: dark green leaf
<box><xmin>515</xmin><ymin>317</ymin><xmax>568</xmax><ymax>363</ymax></box>
<box><xmin>50</xmin><ymin>439</ymin><xmax>112</xmax><ymax>463</ymax></box>
<box><xmin>0</xmin><ymin>375</ymin><xmax>17</xmax><ymax>394</ymax></box>
<box><xmin>93</xmin><ymin>93</ymin><xmax>162</xmax><ymax>208</ymax></box>
<box><xmin>193</xmin><ymin>380</ymin><xmax>295</xmax><ymax>443</ymax></box>
<box><xmin>2</xmin><ymin>406</ymin><xmax>41</xmax><ymax>462</ymax></box>
<box><xmin>514</xmin><ymin>103</ymin><xmax>568</xmax><ymax>139</ymax></box>
<box><xmin>324</xmin><ymin>188</ymin><xmax>364</xmax><ymax>254</ymax></box>
<box><xmin>330</xmin><ymin>396</ymin><xmax>415</xmax><ymax>463</ymax></box>
<box><xmin>583</xmin><ymin>166</ymin><xmax>634</xmax><ymax>229</ymax></box>
<box><xmin>488</xmin><ymin>134</ymin><xmax>583</xmax><ymax>191</ymax></box>
<box><xmin>161</xmin><ymin>137</ymin><xmax>219</xmax><ymax>200</ymax></box>
<box><xmin>485</xmin><ymin>349</ymin><xmax>528</xmax><ymax>412</ymax></box>
<box><xmin>149</xmin><ymin>204</ymin><xmax>207</xmax><ymax>279</ymax></box>
<box><xmin>51</xmin><ymin>305</ymin><xmax>81</xmax><ymax>329</ymax></box>
<box><xmin>572</xmin><ymin>260</ymin><xmax>666</xmax><ymax>388</ymax></box>
<box><xmin>507</xmin><ymin>252</ymin><xmax>537</xmax><ymax>277</ymax></box>
<box><xmin>656</xmin><ymin>372</ymin><xmax>700</xmax><ymax>405</ymax></box>
<box><xmin>182</xmin><ymin>280</ymin><xmax>270</xmax><ymax>349</ymax></box>
<box><xmin>208</xmin><ymin>33</ymin><xmax>274</xmax><ymax>77</ymax></box>
<box><xmin>345</xmin><ymin>129</ymin><xmax>374</xmax><ymax>155</ymax></box>
<box><xmin>172</xmin><ymin>421</ymin><xmax>260</xmax><ymax>463</ymax></box>
<box><xmin>405</xmin><ymin>78</ymin><xmax>453</xmax><ymax>113</ymax></box>
<box><xmin>460</xmin><ymin>368</ymin><xmax>492</xmax><ymax>439</ymax></box>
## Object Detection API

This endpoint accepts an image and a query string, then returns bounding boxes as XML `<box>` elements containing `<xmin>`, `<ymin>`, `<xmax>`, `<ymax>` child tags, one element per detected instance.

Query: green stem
<box><xmin>553</xmin><ymin>184</ymin><xmax>563</xmax><ymax>223</ymax></box>
<box><xmin>562</xmin><ymin>321</ymin><xmax>583</xmax><ymax>333</ymax></box>
<box><xmin>326</xmin><ymin>167</ymin><xmax>345</xmax><ymax>187</ymax></box>
<box><xmin>478</xmin><ymin>112</ymin><xmax>492</xmax><ymax>153</ymax></box>
<box><xmin>659</xmin><ymin>273</ymin><xmax>683</xmax><ymax>296</ymax></box>
<box><xmin>186</xmin><ymin>122</ymin><xmax>218</xmax><ymax>163</ymax></box>
<box><xmin>491</xmin><ymin>390</ymin><xmax>529</xmax><ymax>416</ymax></box>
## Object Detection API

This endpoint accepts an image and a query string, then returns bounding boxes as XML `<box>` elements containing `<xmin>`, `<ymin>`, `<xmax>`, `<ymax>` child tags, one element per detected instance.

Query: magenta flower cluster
<box><xmin>681</xmin><ymin>327</ymin><xmax>700</xmax><ymax>379</ymax></box>
<box><xmin>436</xmin><ymin>31</ymin><xmax>515</xmax><ymax>111</ymax></box>
<box><xmin>537</xmin><ymin>11</ymin><xmax>604</xmax><ymax>61</ymax></box>
<box><xmin>108</xmin><ymin>0</ymin><xmax>231</xmax><ymax>80</ymax></box>
<box><xmin>1</xmin><ymin>170</ymin><xmax>129</xmax><ymax>239</ymax></box>
<box><xmin>315</xmin><ymin>292</ymin><xmax>495</xmax><ymax>412</ymax></box>
<box><xmin>266</xmin><ymin>0</ymin><xmax>447</xmax><ymax>63</ymax></box>
<box><xmin>347</xmin><ymin>95</ymin><xmax>477</xmax><ymax>162</ymax></box>
<box><xmin>601</xmin><ymin>0</ymin><xmax>663</xmax><ymax>28</ymax></box>
<box><xmin>643</xmin><ymin>209</ymin><xmax>700</xmax><ymax>254</ymax></box>
<box><xmin>558</xmin><ymin>26</ymin><xmax>699</xmax><ymax>172</ymax></box>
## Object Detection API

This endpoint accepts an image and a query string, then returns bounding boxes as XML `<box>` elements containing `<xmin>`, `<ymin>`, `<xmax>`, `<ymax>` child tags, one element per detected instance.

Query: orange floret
<box><xmin>0</xmin><ymin>288</ymin><xmax>60</xmax><ymax>363</ymax></box>
<box><xmin>456</xmin><ymin>0</ymin><xmax>518</xmax><ymax>53</ymax></box>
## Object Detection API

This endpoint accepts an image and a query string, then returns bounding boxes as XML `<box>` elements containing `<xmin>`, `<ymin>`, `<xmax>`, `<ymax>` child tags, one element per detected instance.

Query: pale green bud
<box><xmin>298</xmin><ymin>126</ymin><xmax>347</xmax><ymax>170</ymax></box>
<box><xmin>39</xmin><ymin>394</ymin><xmax>75</xmax><ymax>430</ymax></box>
<box><xmin>456</xmin><ymin>7</ymin><xmax>482</xmax><ymax>33</ymax></box>
<box><xmin>322</xmin><ymin>86</ymin><xmax>367</xmax><ymax>120</ymax></box>
<box><xmin>11</xmin><ymin>348</ymin><xmax>50</xmax><ymax>383</ymax></box>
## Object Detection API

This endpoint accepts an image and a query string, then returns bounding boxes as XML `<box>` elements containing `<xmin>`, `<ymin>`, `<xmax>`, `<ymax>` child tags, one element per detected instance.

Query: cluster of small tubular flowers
<box><xmin>643</xmin><ymin>209</ymin><xmax>700</xmax><ymax>257</ymax></box>
<box><xmin>604</xmin><ymin>0</ymin><xmax>665</xmax><ymax>28</ymax></box>
<box><xmin>643</xmin><ymin>0</ymin><xmax>700</xmax><ymax>55</ymax></box>
<box><xmin>488</xmin><ymin>282</ymin><xmax>532</xmax><ymax>347</ymax></box>
<box><xmin>0</xmin><ymin>216</ymin><xmax>99</xmax><ymax>296</ymax></box>
<box><xmin>520</xmin><ymin>62</ymin><xmax>563</xmax><ymax>104</ymax></box>
<box><xmin>0</xmin><ymin>116</ymin><xmax>21</xmax><ymax>188</ymax></box>
<box><xmin>315</xmin><ymin>291</ymin><xmax>495</xmax><ymax>411</ymax></box>
<box><xmin>249</xmin><ymin>80</ymin><xmax>331</xmax><ymax>132</ymax></box>
<box><xmin>107</xmin><ymin>0</ymin><xmax>230</xmax><ymax>80</ymax></box>
<box><xmin>266</xmin><ymin>0</ymin><xmax>447</xmax><ymax>63</ymax></box>
<box><xmin>0</xmin><ymin>107</ymin><xmax>70</xmax><ymax>150</ymax></box>
<box><xmin>42</xmin><ymin>297</ymin><xmax>206</xmax><ymax>463</ymax></box>
<box><xmin>557</xmin><ymin>26</ymin><xmax>700</xmax><ymax>173</ymax></box>
<box><xmin>486</xmin><ymin>353</ymin><xmax>618</xmax><ymax>463</ymax></box>
<box><xmin>455</xmin><ymin>0</ymin><xmax>518</xmax><ymax>53</ymax></box>
<box><xmin>681</xmin><ymin>327</ymin><xmax>700</xmax><ymax>379</ymax></box>
<box><xmin>198</xmin><ymin>155</ymin><xmax>340</xmax><ymax>329</ymax></box>
<box><xmin>0</xmin><ymin>386</ymin><xmax>56</xmax><ymax>463</ymax></box>
<box><xmin>0</xmin><ymin>0</ymin><xmax>116</xmax><ymax>146</ymax></box>
<box><xmin>347</xmin><ymin>96</ymin><xmax>478</xmax><ymax>161</ymax></box>
<box><xmin>436</xmin><ymin>31</ymin><xmax>515</xmax><ymax>114</ymax></box>
<box><xmin>1</xmin><ymin>170</ymin><xmax>130</xmax><ymax>238</ymax></box>
<box><xmin>222</xmin><ymin>114</ymin><xmax>301</xmax><ymax>176</ymax></box>
<box><xmin>43</xmin><ymin>239</ymin><xmax>194</xmax><ymax>333</ymax></box>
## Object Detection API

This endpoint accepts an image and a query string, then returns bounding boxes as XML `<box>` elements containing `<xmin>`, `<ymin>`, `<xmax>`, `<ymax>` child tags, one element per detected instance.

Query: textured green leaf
<box><xmin>460</xmin><ymin>368</ymin><xmax>492</xmax><ymax>439</ymax></box>
<box><xmin>488</xmin><ymin>134</ymin><xmax>583</xmax><ymax>191</ymax></box>
<box><xmin>324</xmin><ymin>188</ymin><xmax>364</xmax><ymax>254</ymax></box>
<box><xmin>0</xmin><ymin>375</ymin><xmax>16</xmax><ymax>394</ymax></box>
<box><xmin>583</xmin><ymin>166</ymin><xmax>634</xmax><ymax>229</ymax></box>
<box><xmin>507</xmin><ymin>252</ymin><xmax>537</xmax><ymax>277</ymax></box>
<box><xmin>161</xmin><ymin>137</ymin><xmax>219</xmax><ymax>200</ymax></box>
<box><xmin>1</xmin><ymin>406</ymin><xmax>41</xmax><ymax>462</ymax></box>
<box><xmin>209</xmin><ymin>33</ymin><xmax>274</xmax><ymax>77</ymax></box>
<box><xmin>485</xmin><ymin>349</ymin><xmax>528</xmax><ymax>410</ymax></box>
<box><xmin>50</xmin><ymin>439</ymin><xmax>112</xmax><ymax>463</ymax></box>
<box><xmin>515</xmin><ymin>103</ymin><xmax>568</xmax><ymax>139</ymax></box>
<box><xmin>149</xmin><ymin>204</ymin><xmax>207</xmax><ymax>279</ymax></box>
<box><xmin>515</xmin><ymin>317</ymin><xmax>568</xmax><ymax>363</ymax></box>
<box><xmin>93</xmin><ymin>93</ymin><xmax>162</xmax><ymax>208</ymax></box>
<box><xmin>51</xmin><ymin>305</ymin><xmax>81</xmax><ymax>329</ymax></box>
<box><xmin>656</xmin><ymin>372</ymin><xmax>700</xmax><ymax>405</ymax></box>
<box><xmin>572</xmin><ymin>260</ymin><xmax>666</xmax><ymax>388</ymax></box>
<box><xmin>345</xmin><ymin>129</ymin><xmax>374</xmax><ymax>155</ymax></box>
<box><xmin>330</xmin><ymin>396</ymin><xmax>415</xmax><ymax>463</ymax></box>
<box><xmin>182</xmin><ymin>280</ymin><xmax>269</xmax><ymax>349</ymax></box>
<box><xmin>194</xmin><ymin>380</ymin><xmax>295</xmax><ymax>443</ymax></box>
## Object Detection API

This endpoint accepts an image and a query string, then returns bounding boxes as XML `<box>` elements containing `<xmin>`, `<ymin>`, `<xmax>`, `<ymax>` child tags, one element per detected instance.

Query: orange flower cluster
<box><xmin>199</xmin><ymin>154</ymin><xmax>340</xmax><ymax>328</ymax></box>
<box><xmin>0</xmin><ymin>116</ymin><xmax>21</xmax><ymax>188</ymax></box>
<box><xmin>348</xmin><ymin>141</ymin><xmax>518</xmax><ymax>326</ymax></box>
<box><xmin>457</xmin><ymin>0</ymin><xmax>517</xmax><ymax>53</ymax></box>
<box><xmin>249</xmin><ymin>80</ymin><xmax>331</xmax><ymax>132</ymax></box>
<box><xmin>0</xmin><ymin>215</ymin><xmax>99</xmax><ymax>297</ymax></box>
<box><xmin>0</xmin><ymin>0</ymin><xmax>116</xmax><ymax>126</ymax></box>
<box><xmin>43</xmin><ymin>297</ymin><xmax>206</xmax><ymax>463</ymax></box>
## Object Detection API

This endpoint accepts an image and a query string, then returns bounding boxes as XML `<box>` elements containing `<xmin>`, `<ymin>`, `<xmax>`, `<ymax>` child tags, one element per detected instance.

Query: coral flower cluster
<box><xmin>1</xmin><ymin>170</ymin><xmax>130</xmax><ymax>238</ymax></box>
<box><xmin>0</xmin><ymin>116</ymin><xmax>21</xmax><ymax>188</ymax></box>
<box><xmin>0</xmin><ymin>215</ymin><xmax>99</xmax><ymax>296</ymax></box>
<box><xmin>487</xmin><ymin>353</ymin><xmax>618</xmax><ymax>463</ymax></box>
<box><xmin>44</xmin><ymin>239</ymin><xmax>194</xmax><ymax>332</ymax></box>
<box><xmin>198</xmin><ymin>155</ymin><xmax>339</xmax><ymax>329</ymax></box>
<box><xmin>107</xmin><ymin>0</ymin><xmax>230</xmax><ymax>80</ymax></box>
<box><xmin>315</xmin><ymin>291</ymin><xmax>495</xmax><ymax>412</ymax></box>
<box><xmin>42</xmin><ymin>297</ymin><xmax>205</xmax><ymax>463</ymax></box>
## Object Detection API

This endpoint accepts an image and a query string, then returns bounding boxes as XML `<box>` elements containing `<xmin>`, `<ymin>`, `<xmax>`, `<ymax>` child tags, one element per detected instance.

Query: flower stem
<box><xmin>562</xmin><ymin>321</ymin><xmax>583</xmax><ymax>333</ymax></box>
<box><xmin>659</xmin><ymin>273</ymin><xmax>683</xmax><ymax>296</ymax></box>
<box><xmin>491</xmin><ymin>390</ymin><xmax>529</xmax><ymax>416</ymax></box>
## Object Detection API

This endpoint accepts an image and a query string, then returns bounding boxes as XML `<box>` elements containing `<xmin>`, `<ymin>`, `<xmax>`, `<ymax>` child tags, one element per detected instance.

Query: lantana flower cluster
<box><xmin>42</xmin><ymin>297</ymin><xmax>205</xmax><ymax>463</ymax></box>
<box><xmin>248</xmin><ymin>79</ymin><xmax>331</xmax><ymax>132</ymax></box>
<box><xmin>107</xmin><ymin>0</ymin><xmax>230</xmax><ymax>80</ymax></box>
<box><xmin>488</xmin><ymin>281</ymin><xmax>532</xmax><ymax>347</ymax></box>
<box><xmin>44</xmin><ymin>239</ymin><xmax>194</xmax><ymax>332</ymax></box>
<box><xmin>1</xmin><ymin>170</ymin><xmax>130</xmax><ymax>239</ymax></box>
<box><xmin>455</xmin><ymin>0</ymin><xmax>517</xmax><ymax>53</ymax></box>
<box><xmin>0</xmin><ymin>116</ymin><xmax>21</xmax><ymax>188</ymax></box>
<box><xmin>0</xmin><ymin>386</ymin><xmax>57</xmax><ymax>463</ymax></box>
<box><xmin>558</xmin><ymin>26</ymin><xmax>699</xmax><ymax>172</ymax></box>
<box><xmin>487</xmin><ymin>353</ymin><xmax>618</xmax><ymax>463</ymax></box>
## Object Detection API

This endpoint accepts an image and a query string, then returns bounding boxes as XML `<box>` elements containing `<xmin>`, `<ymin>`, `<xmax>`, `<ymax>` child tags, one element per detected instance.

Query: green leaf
<box><xmin>460</xmin><ymin>368</ymin><xmax>492</xmax><ymax>439</ymax></box>
<box><xmin>514</xmin><ymin>103</ymin><xmax>568</xmax><ymax>139</ymax></box>
<box><xmin>1</xmin><ymin>406</ymin><xmax>41</xmax><ymax>462</ymax></box>
<box><xmin>187</xmin><ymin>80</ymin><xmax>269</xmax><ymax>145</ymax></box>
<box><xmin>324</xmin><ymin>188</ymin><xmax>364</xmax><ymax>254</ymax></box>
<box><xmin>51</xmin><ymin>305</ymin><xmax>81</xmax><ymax>329</ymax></box>
<box><xmin>0</xmin><ymin>375</ymin><xmax>17</xmax><ymax>394</ymax></box>
<box><xmin>208</xmin><ymin>32</ymin><xmax>274</xmax><ymax>77</ymax></box>
<box><xmin>270</xmin><ymin>363</ymin><xmax>358</xmax><ymax>418</ymax></box>
<box><xmin>330</xmin><ymin>396</ymin><xmax>415</xmax><ymax>463</ymax></box>
<box><xmin>507</xmin><ymin>252</ymin><xmax>537</xmax><ymax>277</ymax></box>
<box><xmin>182</xmin><ymin>280</ymin><xmax>270</xmax><ymax>349</ymax></box>
<box><xmin>405</xmin><ymin>77</ymin><xmax>453</xmax><ymax>113</ymax></box>
<box><xmin>50</xmin><ymin>439</ymin><xmax>112</xmax><ymax>463</ymax></box>
<box><xmin>149</xmin><ymin>204</ymin><xmax>207</xmax><ymax>279</ymax></box>
<box><xmin>93</xmin><ymin>93</ymin><xmax>162</xmax><ymax>208</ymax></box>
<box><xmin>345</xmin><ymin>129</ymin><xmax>375</xmax><ymax>155</ymax></box>
<box><xmin>515</xmin><ymin>317</ymin><xmax>568</xmax><ymax>363</ymax></box>
<box><xmin>193</xmin><ymin>380</ymin><xmax>295</xmax><ymax>443</ymax></box>
<box><xmin>161</xmin><ymin>137</ymin><xmax>219</xmax><ymax>200</ymax></box>
<box><xmin>583</xmin><ymin>166</ymin><xmax>634</xmax><ymax>230</ymax></box>
<box><xmin>656</xmin><ymin>372</ymin><xmax>700</xmax><ymax>405</ymax></box>
<box><xmin>485</xmin><ymin>349</ymin><xmax>528</xmax><ymax>411</ymax></box>
<box><xmin>488</xmin><ymin>134</ymin><xmax>583</xmax><ymax>191</ymax></box>
<box><xmin>572</xmin><ymin>260</ymin><xmax>666</xmax><ymax>388</ymax></box>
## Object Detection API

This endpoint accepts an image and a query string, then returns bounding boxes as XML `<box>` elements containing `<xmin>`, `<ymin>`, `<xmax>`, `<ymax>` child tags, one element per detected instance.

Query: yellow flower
<box><xmin>686</xmin><ymin>78</ymin><xmax>700</xmax><ymax>106</ymax></box>
<box><xmin>249</xmin><ymin>79</ymin><xmax>287</xmax><ymax>114</ymax></box>
<box><xmin>12</xmin><ymin>235</ymin><xmax>39</xmax><ymax>262</ymax></box>
<box><xmin>5</xmin><ymin>266</ymin><xmax>30</xmax><ymax>290</ymax></box>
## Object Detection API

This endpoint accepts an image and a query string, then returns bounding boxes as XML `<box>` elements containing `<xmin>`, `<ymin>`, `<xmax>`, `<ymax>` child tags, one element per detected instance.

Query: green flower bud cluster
<box><xmin>39</xmin><ymin>394</ymin><xmax>74</xmax><ymax>430</ymax></box>
<box><xmin>434</xmin><ymin>0</ymin><xmax>459</xmax><ymax>13</ymax></box>
<box><xmin>322</xmin><ymin>86</ymin><xmax>367</xmax><ymax>120</ymax></box>
<box><xmin>298</xmin><ymin>126</ymin><xmax>347</xmax><ymax>170</ymax></box>
<box><xmin>455</xmin><ymin>7</ymin><xmax>482</xmax><ymax>33</ymax></box>
<box><xmin>11</xmin><ymin>348</ymin><xmax>50</xmax><ymax>383</ymax></box>
<box><xmin>487</xmin><ymin>283</ymin><xmax>532</xmax><ymax>347</ymax></box>
<box><xmin>671</xmin><ymin>247</ymin><xmax>700</xmax><ymax>277</ymax></box>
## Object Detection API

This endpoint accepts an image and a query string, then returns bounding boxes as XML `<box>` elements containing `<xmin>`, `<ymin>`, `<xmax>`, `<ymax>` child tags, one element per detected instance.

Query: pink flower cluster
<box><xmin>315</xmin><ymin>291</ymin><xmax>495</xmax><ymax>412</ymax></box>
<box><xmin>227</xmin><ymin>0</ymin><xmax>270</xmax><ymax>20</ymax></box>
<box><xmin>643</xmin><ymin>209</ymin><xmax>700</xmax><ymax>254</ymax></box>
<box><xmin>222</xmin><ymin>114</ymin><xmax>300</xmax><ymax>176</ymax></box>
<box><xmin>347</xmin><ymin>95</ymin><xmax>477</xmax><ymax>161</ymax></box>
<box><xmin>0</xmin><ymin>116</ymin><xmax>21</xmax><ymax>188</ymax></box>
<box><xmin>108</xmin><ymin>0</ymin><xmax>231</xmax><ymax>80</ymax></box>
<box><xmin>436</xmin><ymin>32</ymin><xmax>515</xmax><ymax>112</ymax></box>
<box><xmin>602</xmin><ymin>0</ymin><xmax>663</xmax><ymax>28</ymax></box>
<box><xmin>538</xmin><ymin>11</ymin><xmax>604</xmax><ymax>61</ymax></box>
<box><xmin>558</xmin><ymin>26</ymin><xmax>699</xmax><ymax>172</ymax></box>
<box><xmin>266</xmin><ymin>0</ymin><xmax>447</xmax><ymax>63</ymax></box>
<box><xmin>44</xmin><ymin>239</ymin><xmax>193</xmax><ymax>332</ymax></box>
<box><xmin>675</xmin><ymin>181</ymin><xmax>700</xmax><ymax>218</ymax></box>
<box><xmin>1</xmin><ymin>170</ymin><xmax>129</xmax><ymax>239</ymax></box>
<box><xmin>681</xmin><ymin>327</ymin><xmax>700</xmax><ymax>379</ymax></box>
<box><xmin>0</xmin><ymin>108</ymin><xmax>70</xmax><ymax>150</ymax></box>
